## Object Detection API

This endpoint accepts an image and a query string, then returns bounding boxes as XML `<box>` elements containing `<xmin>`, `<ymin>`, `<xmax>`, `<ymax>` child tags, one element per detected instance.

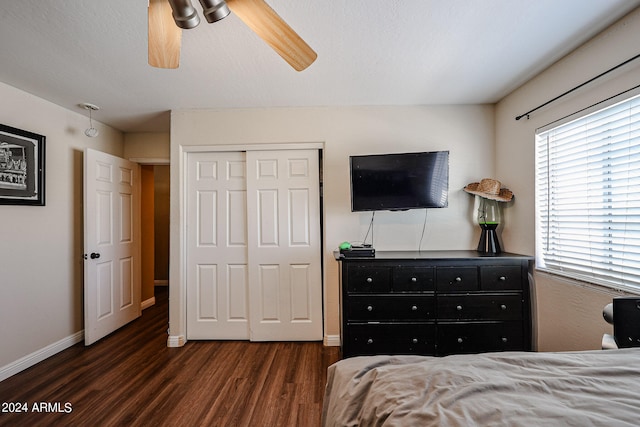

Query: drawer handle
<box><xmin>502</xmin><ymin>337</ymin><xmax>508</xmax><ymax>343</ymax></box>
<box><xmin>411</xmin><ymin>305</ymin><xmax>418</xmax><ymax>311</ymax></box>
<box><xmin>499</xmin><ymin>276</ymin><xmax>507</xmax><ymax>281</ymax></box>
<box><xmin>501</xmin><ymin>304</ymin><xmax>507</xmax><ymax>310</ymax></box>
<box><xmin>457</xmin><ymin>337</ymin><xmax>464</xmax><ymax>343</ymax></box>
<box><xmin>456</xmin><ymin>305</ymin><xmax>463</xmax><ymax>311</ymax></box>
<box><xmin>455</xmin><ymin>277</ymin><xmax>462</xmax><ymax>283</ymax></box>
<box><xmin>367</xmin><ymin>305</ymin><xmax>374</xmax><ymax>312</ymax></box>
<box><xmin>367</xmin><ymin>338</ymin><xmax>374</xmax><ymax>345</ymax></box>
<box><xmin>411</xmin><ymin>277</ymin><xmax>417</xmax><ymax>282</ymax></box>
<box><xmin>366</xmin><ymin>277</ymin><xmax>373</xmax><ymax>283</ymax></box>
<box><xmin>412</xmin><ymin>338</ymin><xmax>418</xmax><ymax>344</ymax></box>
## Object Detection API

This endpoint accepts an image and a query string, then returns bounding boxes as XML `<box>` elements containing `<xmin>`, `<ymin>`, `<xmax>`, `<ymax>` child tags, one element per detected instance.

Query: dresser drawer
<box><xmin>437</xmin><ymin>294</ymin><xmax>522</xmax><ymax>320</ymax></box>
<box><xmin>346</xmin><ymin>265</ymin><xmax>392</xmax><ymax>293</ymax></box>
<box><xmin>346</xmin><ymin>295</ymin><xmax>435</xmax><ymax>321</ymax></box>
<box><xmin>480</xmin><ymin>266</ymin><xmax>523</xmax><ymax>290</ymax></box>
<box><xmin>346</xmin><ymin>323</ymin><xmax>436</xmax><ymax>356</ymax></box>
<box><xmin>436</xmin><ymin>267</ymin><xmax>478</xmax><ymax>291</ymax></box>
<box><xmin>437</xmin><ymin>322</ymin><xmax>524</xmax><ymax>355</ymax></box>
<box><xmin>393</xmin><ymin>267</ymin><xmax>435</xmax><ymax>292</ymax></box>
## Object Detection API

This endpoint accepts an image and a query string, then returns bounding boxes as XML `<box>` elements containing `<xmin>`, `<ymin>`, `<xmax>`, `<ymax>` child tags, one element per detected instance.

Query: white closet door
<box><xmin>246</xmin><ymin>150</ymin><xmax>322</xmax><ymax>341</ymax></box>
<box><xmin>186</xmin><ymin>152</ymin><xmax>250</xmax><ymax>339</ymax></box>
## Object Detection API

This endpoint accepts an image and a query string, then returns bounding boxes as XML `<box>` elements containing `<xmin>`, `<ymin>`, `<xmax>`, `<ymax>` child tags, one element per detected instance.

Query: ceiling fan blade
<box><xmin>148</xmin><ymin>0</ymin><xmax>182</xmax><ymax>69</ymax></box>
<box><xmin>226</xmin><ymin>0</ymin><xmax>317</xmax><ymax>71</ymax></box>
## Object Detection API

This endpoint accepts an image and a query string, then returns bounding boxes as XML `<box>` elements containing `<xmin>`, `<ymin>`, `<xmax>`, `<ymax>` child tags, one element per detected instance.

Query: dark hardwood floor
<box><xmin>0</xmin><ymin>288</ymin><xmax>341</xmax><ymax>427</ymax></box>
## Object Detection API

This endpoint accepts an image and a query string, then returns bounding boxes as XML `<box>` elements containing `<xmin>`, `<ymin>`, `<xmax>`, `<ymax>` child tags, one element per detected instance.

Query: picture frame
<box><xmin>0</xmin><ymin>123</ymin><xmax>46</xmax><ymax>206</ymax></box>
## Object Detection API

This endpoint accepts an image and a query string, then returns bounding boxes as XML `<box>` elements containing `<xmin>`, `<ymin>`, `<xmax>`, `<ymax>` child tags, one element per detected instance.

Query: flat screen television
<box><xmin>350</xmin><ymin>151</ymin><xmax>449</xmax><ymax>211</ymax></box>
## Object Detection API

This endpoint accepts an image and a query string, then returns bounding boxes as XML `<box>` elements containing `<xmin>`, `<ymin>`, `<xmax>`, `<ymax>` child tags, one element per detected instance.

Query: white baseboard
<box><xmin>324</xmin><ymin>334</ymin><xmax>341</xmax><ymax>347</ymax></box>
<box><xmin>141</xmin><ymin>296</ymin><xmax>156</xmax><ymax>311</ymax></box>
<box><xmin>0</xmin><ymin>330</ymin><xmax>84</xmax><ymax>382</ymax></box>
<box><xmin>167</xmin><ymin>335</ymin><xmax>186</xmax><ymax>347</ymax></box>
<box><xmin>154</xmin><ymin>280</ymin><xmax>169</xmax><ymax>287</ymax></box>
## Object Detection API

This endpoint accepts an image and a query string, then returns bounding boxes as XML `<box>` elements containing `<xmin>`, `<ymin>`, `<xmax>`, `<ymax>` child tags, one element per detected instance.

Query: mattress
<box><xmin>322</xmin><ymin>349</ymin><xmax>640</xmax><ymax>426</ymax></box>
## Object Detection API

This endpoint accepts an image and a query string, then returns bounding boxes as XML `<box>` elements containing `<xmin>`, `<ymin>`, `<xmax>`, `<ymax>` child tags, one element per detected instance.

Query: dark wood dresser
<box><xmin>336</xmin><ymin>250</ymin><xmax>534</xmax><ymax>358</ymax></box>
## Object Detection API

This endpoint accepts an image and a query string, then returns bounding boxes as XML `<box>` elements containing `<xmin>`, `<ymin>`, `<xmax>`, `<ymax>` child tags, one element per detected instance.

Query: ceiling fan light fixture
<box><xmin>168</xmin><ymin>0</ymin><xmax>201</xmax><ymax>29</ymax></box>
<box><xmin>148</xmin><ymin>0</ymin><xmax>316</xmax><ymax>71</ymax></box>
<box><xmin>199</xmin><ymin>0</ymin><xmax>231</xmax><ymax>23</ymax></box>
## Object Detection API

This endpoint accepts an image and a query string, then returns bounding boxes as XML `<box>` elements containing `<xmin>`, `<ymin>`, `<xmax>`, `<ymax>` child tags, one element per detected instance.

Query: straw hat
<box><xmin>464</xmin><ymin>178</ymin><xmax>513</xmax><ymax>202</ymax></box>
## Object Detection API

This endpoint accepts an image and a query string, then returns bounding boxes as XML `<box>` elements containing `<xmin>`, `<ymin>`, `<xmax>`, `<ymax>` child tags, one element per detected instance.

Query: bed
<box><xmin>322</xmin><ymin>349</ymin><xmax>640</xmax><ymax>426</ymax></box>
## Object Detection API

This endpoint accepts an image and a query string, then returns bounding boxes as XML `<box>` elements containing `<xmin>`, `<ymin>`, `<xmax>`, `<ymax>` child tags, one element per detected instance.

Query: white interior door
<box><xmin>186</xmin><ymin>152</ymin><xmax>250</xmax><ymax>339</ymax></box>
<box><xmin>246</xmin><ymin>149</ymin><xmax>322</xmax><ymax>341</ymax></box>
<box><xmin>84</xmin><ymin>148</ymin><xmax>141</xmax><ymax>345</ymax></box>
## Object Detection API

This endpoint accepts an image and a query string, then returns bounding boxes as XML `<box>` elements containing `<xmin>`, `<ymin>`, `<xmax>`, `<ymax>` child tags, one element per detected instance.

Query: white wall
<box><xmin>495</xmin><ymin>8</ymin><xmax>640</xmax><ymax>351</ymax></box>
<box><xmin>169</xmin><ymin>105</ymin><xmax>495</xmax><ymax>344</ymax></box>
<box><xmin>0</xmin><ymin>82</ymin><xmax>123</xmax><ymax>378</ymax></box>
<box><xmin>124</xmin><ymin>132</ymin><xmax>170</xmax><ymax>162</ymax></box>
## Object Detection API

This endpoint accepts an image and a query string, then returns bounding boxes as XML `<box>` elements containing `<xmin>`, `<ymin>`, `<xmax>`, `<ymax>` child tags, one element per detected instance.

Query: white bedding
<box><xmin>322</xmin><ymin>349</ymin><xmax>640</xmax><ymax>426</ymax></box>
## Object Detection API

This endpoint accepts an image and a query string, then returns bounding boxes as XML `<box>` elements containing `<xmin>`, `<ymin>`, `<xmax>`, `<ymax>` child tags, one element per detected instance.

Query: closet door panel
<box><xmin>290</xmin><ymin>263</ymin><xmax>313</xmax><ymax>321</ymax></box>
<box><xmin>227</xmin><ymin>264</ymin><xmax>248</xmax><ymax>321</ymax></box>
<box><xmin>196</xmin><ymin>264</ymin><xmax>217</xmax><ymax>319</ymax></box>
<box><xmin>258</xmin><ymin>264</ymin><xmax>281</xmax><ymax>321</ymax></box>
<box><xmin>228</xmin><ymin>190</ymin><xmax>247</xmax><ymax>246</ymax></box>
<box><xmin>257</xmin><ymin>189</ymin><xmax>279</xmax><ymax>246</ymax></box>
<box><xmin>186</xmin><ymin>152</ymin><xmax>249</xmax><ymax>339</ymax></box>
<box><xmin>197</xmin><ymin>190</ymin><xmax>217</xmax><ymax>246</ymax></box>
<box><xmin>247</xmin><ymin>150</ymin><xmax>322</xmax><ymax>341</ymax></box>
<box><xmin>289</xmin><ymin>189</ymin><xmax>311</xmax><ymax>245</ymax></box>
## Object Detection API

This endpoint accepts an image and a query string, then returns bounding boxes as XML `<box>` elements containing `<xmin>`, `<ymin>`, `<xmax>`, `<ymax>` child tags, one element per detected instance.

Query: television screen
<box><xmin>350</xmin><ymin>151</ymin><xmax>449</xmax><ymax>211</ymax></box>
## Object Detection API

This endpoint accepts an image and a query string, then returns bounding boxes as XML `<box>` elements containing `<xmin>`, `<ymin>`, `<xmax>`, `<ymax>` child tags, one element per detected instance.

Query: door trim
<box><xmin>169</xmin><ymin>142</ymin><xmax>324</xmax><ymax>347</ymax></box>
<box><xmin>181</xmin><ymin>143</ymin><xmax>323</xmax><ymax>153</ymax></box>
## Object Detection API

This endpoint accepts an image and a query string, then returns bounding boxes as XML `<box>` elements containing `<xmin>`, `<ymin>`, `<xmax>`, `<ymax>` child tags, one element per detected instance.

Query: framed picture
<box><xmin>0</xmin><ymin>124</ymin><xmax>45</xmax><ymax>206</ymax></box>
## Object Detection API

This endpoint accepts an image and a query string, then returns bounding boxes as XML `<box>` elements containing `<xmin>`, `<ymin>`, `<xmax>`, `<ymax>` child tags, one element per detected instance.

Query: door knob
<box><xmin>90</xmin><ymin>252</ymin><xmax>101</xmax><ymax>259</ymax></box>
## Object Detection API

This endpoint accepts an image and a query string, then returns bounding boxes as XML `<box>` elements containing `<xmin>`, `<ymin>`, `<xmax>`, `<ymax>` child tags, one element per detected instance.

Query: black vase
<box><xmin>478</xmin><ymin>223</ymin><xmax>501</xmax><ymax>254</ymax></box>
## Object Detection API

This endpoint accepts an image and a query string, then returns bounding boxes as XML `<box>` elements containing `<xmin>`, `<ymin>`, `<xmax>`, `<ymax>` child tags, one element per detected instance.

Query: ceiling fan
<box><xmin>148</xmin><ymin>0</ymin><xmax>317</xmax><ymax>71</ymax></box>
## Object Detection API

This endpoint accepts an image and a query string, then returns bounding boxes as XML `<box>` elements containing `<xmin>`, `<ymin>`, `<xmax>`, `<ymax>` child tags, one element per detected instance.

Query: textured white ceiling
<box><xmin>0</xmin><ymin>1</ymin><xmax>638</xmax><ymax>132</ymax></box>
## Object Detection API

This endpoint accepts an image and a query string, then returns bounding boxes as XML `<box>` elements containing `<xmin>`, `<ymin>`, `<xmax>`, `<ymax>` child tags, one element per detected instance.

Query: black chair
<box><xmin>602</xmin><ymin>297</ymin><xmax>640</xmax><ymax>349</ymax></box>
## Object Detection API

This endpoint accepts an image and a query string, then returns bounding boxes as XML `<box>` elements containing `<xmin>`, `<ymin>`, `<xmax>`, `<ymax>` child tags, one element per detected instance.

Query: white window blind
<box><xmin>536</xmin><ymin>93</ymin><xmax>640</xmax><ymax>292</ymax></box>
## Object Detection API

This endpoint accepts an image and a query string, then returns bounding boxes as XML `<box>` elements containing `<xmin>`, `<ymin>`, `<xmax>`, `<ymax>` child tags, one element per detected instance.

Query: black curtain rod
<box><xmin>537</xmin><ymin>82</ymin><xmax>640</xmax><ymax>132</ymax></box>
<box><xmin>515</xmin><ymin>52</ymin><xmax>640</xmax><ymax>121</ymax></box>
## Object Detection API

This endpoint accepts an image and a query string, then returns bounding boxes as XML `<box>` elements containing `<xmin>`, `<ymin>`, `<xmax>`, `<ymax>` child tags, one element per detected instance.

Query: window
<box><xmin>536</xmin><ymin>93</ymin><xmax>640</xmax><ymax>292</ymax></box>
